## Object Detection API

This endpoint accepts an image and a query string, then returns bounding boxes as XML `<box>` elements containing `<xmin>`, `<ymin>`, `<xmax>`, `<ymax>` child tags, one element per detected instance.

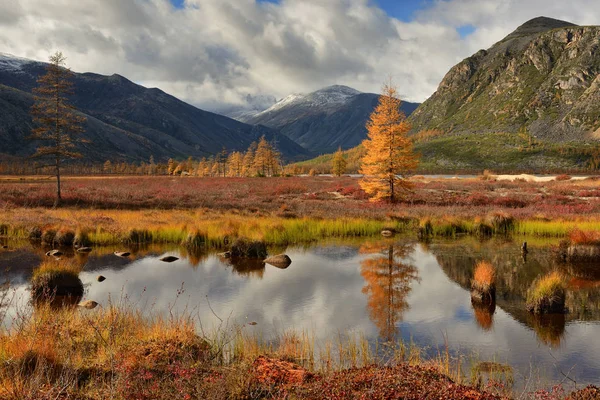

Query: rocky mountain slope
<box><xmin>409</xmin><ymin>17</ymin><xmax>600</xmax><ymax>142</ymax></box>
<box><xmin>242</xmin><ymin>85</ymin><xmax>419</xmax><ymax>154</ymax></box>
<box><xmin>0</xmin><ymin>53</ymin><xmax>310</xmax><ymax>162</ymax></box>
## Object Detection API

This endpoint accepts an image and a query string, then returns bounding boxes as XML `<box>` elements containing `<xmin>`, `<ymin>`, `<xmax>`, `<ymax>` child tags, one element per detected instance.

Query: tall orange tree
<box><xmin>29</xmin><ymin>51</ymin><xmax>86</xmax><ymax>207</ymax></box>
<box><xmin>359</xmin><ymin>80</ymin><xmax>418</xmax><ymax>202</ymax></box>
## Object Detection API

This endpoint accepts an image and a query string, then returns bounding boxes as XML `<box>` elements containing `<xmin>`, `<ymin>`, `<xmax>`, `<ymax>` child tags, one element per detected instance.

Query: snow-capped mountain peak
<box><xmin>254</xmin><ymin>85</ymin><xmax>361</xmax><ymax>118</ymax></box>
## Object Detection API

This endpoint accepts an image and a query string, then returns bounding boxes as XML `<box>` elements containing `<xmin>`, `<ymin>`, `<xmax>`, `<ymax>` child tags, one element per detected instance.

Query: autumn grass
<box><xmin>0</xmin><ymin>285</ymin><xmax>489</xmax><ymax>400</ymax></box>
<box><xmin>526</xmin><ymin>272</ymin><xmax>567</xmax><ymax>314</ymax></box>
<box><xmin>472</xmin><ymin>261</ymin><xmax>496</xmax><ymax>294</ymax></box>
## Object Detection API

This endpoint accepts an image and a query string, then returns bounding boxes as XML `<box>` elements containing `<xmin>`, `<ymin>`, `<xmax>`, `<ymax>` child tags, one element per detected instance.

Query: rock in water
<box><xmin>97</xmin><ymin>275</ymin><xmax>106</xmax><ymax>282</ymax></box>
<box><xmin>78</xmin><ymin>300</ymin><xmax>99</xmax><ymax>309</ymax></box>
<box><xmin>114</xmin><ymin>251</ymin><xmax>131</xmax><ymax>257</ymax></box>
<box><xmin>45</xmin><ymin>249</ymin><xmax>63</xmax><ymax>257</ymax></box>
<box><xmin>264</xmin><ymin>254</ymin><xmax>292</xmax><ymax>269</ymax></box>
<box><xmin>77</xmin><ymin>247</ymin><xmax>93</xmax><ymax>253</ymax></box>
<box><xmin>160</xmin><ymin>256</ymin><xmax>179</xmax><ymax>263</ymax></box>
<box><xmin>381</xmin><ymin>229</ymin><xmax>394</xmax><ymax>237</ymax></box>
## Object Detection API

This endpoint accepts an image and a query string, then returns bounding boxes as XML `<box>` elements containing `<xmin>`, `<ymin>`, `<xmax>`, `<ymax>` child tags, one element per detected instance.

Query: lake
<box><xmin>2</xmin><ymin>236</ymin><xmax>600</xmax><ymax>390</ymax></box>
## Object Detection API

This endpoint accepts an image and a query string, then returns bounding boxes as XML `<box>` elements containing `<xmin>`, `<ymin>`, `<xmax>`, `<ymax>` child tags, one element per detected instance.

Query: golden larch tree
<box><xmin>359</xmin><ymin>80</ymin><xmax>418</xmax><ymax>202</ymax></box>
<box><xmin>29</xmin><ymin>51</ymin><xmax>87</xmax><ymax>207</ymax></box>
<box><xmin>332</xmin><ymin>147</ymin><xmax>347</xmax><ymax>176</ymax></box>
<box><xmin>253</xmin><ymin>136</ymin><xmax>270</xmax><ymax>177</ymax></box>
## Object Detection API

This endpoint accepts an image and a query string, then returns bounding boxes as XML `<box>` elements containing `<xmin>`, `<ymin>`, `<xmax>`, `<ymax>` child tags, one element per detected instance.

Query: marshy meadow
<box><xmin>1</xmin><ymin>174</ymin><xmax>600</xmax><ymax>399</ymax></box>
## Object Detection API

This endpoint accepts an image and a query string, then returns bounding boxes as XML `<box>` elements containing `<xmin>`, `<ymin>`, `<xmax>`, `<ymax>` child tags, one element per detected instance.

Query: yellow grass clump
<box><xmin>526</xmin><ymin>271</ymin><xmax>566</xmax><ymax>314</ymax></box>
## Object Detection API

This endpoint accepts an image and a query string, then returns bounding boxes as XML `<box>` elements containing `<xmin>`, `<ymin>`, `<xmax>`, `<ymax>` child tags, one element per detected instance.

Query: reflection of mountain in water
<box><xmin>430</xmin><ymin>239</ymin><xmax>600</xmax><ymax>346</ymax></box>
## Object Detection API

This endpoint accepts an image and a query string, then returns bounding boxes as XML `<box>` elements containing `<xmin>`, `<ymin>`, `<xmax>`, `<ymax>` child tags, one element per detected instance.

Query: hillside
<box><xmin>242</xmin><ymin>85</ymin><xmax>419</xmax><ymax>154</ymax></box>
<box><xmin>409</xmin><ymin>17</ymin><xmax>600</xmax><ymax>141</ymax></box>
<box><xmin>0</xmin><ymin>53</ymin><xmax>310</xmax><ymax>163</ymax></box>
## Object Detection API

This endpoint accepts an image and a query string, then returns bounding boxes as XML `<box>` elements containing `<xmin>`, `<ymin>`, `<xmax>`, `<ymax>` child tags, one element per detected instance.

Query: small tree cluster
<box><xmin>167</xmin><ymin>136</ymin><xmax>282</xmax><ymax>177</ymax></box>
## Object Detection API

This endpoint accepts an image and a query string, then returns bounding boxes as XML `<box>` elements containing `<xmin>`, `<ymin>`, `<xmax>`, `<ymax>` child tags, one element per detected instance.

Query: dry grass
<box><xmin>526</xmin><ymin>272</ymin><xmax>566</xmax><ymax>314</ymax></box>
<box><xmin>472</xmin><ymin>261</ymin><xmax>496</xmax><ymax>294</ymax></box>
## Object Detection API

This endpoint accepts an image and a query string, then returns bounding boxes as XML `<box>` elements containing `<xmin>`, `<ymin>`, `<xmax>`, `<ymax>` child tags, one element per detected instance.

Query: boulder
<box><xmin>160</xmin><ymin>256</ymin><xmax>179</xmax><ymax>263</ymax></box>
<box><xmin>264</xmin><ymin>254</ymin><xmax>292</xmax><ymax>269</ymax></box>
<box><xmin>77</xmin><ymin>247</ymin><xmax>93</xmax><ymax>253</ymax></box>
<box><xmin>114</xmin><ymin>251</ymin><xmax>131</xmax><ymax>258</ymax></box>
<box><xmin>381</xmin><ymin>229</ymin><xmax>395</xmax><ymax>237</ymax></box>
<box><xmin>97</xmin><ymin>275</ymin><xmax>106</xmax><ymax>282</ymax></box>
<box><xmin>45</xmin><ymin>249</ymin><xmax>63</xmax><ymax>257</ymax></box>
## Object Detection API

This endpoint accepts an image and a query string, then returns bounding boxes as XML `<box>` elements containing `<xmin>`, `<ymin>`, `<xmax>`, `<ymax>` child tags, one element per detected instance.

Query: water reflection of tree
<box><xmin>360</xmin><ymin>241</ymin><xmax>419</xmax><ymax>341</ymax></box>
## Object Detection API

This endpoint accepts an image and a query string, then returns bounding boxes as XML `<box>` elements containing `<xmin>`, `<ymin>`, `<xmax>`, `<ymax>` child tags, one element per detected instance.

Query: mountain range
<box><xmin>409</xmin><ymin>16</ymin><xmax>600</xmax><ymax>141</ymax></box>
<box><xmin>2</xmin><ymin>15</ymin><xmax>600</xmax><ymax>170</ymax></box>
<box><xmin>0</xmin><ymin>53</ymin><xmax>309</xmax><ymax>163</ymax></box>
<box><xmin>239</xmin><ymin>85</ymin><xmax>419</xmax><ymax>154</ymax></box>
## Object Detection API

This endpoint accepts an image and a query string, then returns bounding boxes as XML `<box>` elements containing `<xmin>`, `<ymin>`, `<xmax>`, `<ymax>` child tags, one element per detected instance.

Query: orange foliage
<box><xmin>569</xmin><ymin>229</ymin><xmax>600</xmax><ymax>245</ymax></box>
<box><xmin>359</xmin><ymin>81</ymin><xmax>419</xmax><ymax>202</ymax></box>
<box><xmin>472</xmin><ymin>261</ymin><xmax>496</xmax><ymax>292</ymax></box>
<box><xmin>360</xmin><ymin>242</ymin><xmax>419</xmax><ymax>341</ymax></box>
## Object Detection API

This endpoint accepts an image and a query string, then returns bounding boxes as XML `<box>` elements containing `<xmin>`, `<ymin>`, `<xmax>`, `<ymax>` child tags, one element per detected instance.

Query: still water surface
<box><xmin>2</xmin><ymin>237</ymin><xmax>600</xmax><ymax>388</ymax></box>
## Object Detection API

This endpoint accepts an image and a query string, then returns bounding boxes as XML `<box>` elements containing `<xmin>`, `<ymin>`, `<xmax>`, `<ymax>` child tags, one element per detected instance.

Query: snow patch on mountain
<box><xmin>0</xmin><ymin>53</ymin><xmax>35</xmax><ymax>72</ymax></box>
<box><xmin>254</xmin><ymin>85</ymin><xmax>361</xmax><ymax>118</ymax></box>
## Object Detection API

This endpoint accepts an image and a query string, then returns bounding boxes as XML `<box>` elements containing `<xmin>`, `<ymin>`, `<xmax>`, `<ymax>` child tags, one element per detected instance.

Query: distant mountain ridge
<box><xmin>0</xmin><ymin>53</ymin><xmax>310</xmax><ymax>163</ymax></box>
<box><xmin>241</xmin><ymin>85</ymin><xmax>419</xmax><ymax>154</ymax></box>
<box><xmin>409</xmin><ymin>16</ymin><xmax>600</xmax><ymax>141</ymax></box>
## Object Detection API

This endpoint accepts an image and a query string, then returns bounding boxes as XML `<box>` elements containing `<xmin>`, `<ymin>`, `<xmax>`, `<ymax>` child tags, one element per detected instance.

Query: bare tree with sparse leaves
<box><xmin>29</xmin><ymin>51</ymin><xmax>87</xmax><ymax>207</ymax></box>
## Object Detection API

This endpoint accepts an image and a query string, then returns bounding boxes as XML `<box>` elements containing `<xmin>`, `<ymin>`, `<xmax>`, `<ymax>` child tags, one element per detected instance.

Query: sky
<box><xmin>1</xmin><ymin>0</ymin><xmax>600</xmax><ymax>113</ymax></box>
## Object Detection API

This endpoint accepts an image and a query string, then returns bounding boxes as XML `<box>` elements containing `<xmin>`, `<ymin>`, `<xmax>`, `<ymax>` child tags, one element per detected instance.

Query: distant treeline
<box><xmin>1</xmin><ymin>136</ymin><xmax>287</xmax><ymax>177</ymax></box>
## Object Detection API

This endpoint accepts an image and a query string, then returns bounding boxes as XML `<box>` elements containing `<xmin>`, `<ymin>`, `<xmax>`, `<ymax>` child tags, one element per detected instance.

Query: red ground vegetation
<box><xmin>1</xmin><ymin>175</ymin><xmax>600</xmax><ymax>220</ymax></box>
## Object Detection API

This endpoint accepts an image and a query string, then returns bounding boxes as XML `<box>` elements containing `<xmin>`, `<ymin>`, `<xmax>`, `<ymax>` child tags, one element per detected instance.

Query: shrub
<box><xmin>569</xmin><ymin>229</ymin><xmax>600</xmax><ymax>245</ymax></box>
<box><xmin>41</xmin><ymin>229</ymin><xmax>57</xmax><ymax>245</ymax></box>
<box><xmin>53</xmin><ymin>229</ymin><xmax>75</xmax><ymax>247</ymax></box>
<box><xmin>28</xmin><ymin>226</ymin><xmax>43</xmax><ymax>241</ymax></box>
<box><xmin>125</xmin><ymin>229</ymin><xmax>153</xmax><ymax>244</ymax></box>
<box><xmin>73</xmin><ymin>229</ymin><xmax>91</xmax><ymax>248</ymax></box>
<box><xmin>31</xmin><ymin>264</ymin><xmax>83</xmax><ymax>307</ymax></box>
<box><xmin>418</xmin><ymin>218</ymin><xmax>433</xmax><ymax>239</ymax></box>
<box><xmin>487</xmin><ymin>212</ymin><xmax>514</xmax><ymax>234</ymax></box>
<box><xmin>182</xmin><ymin>230</ymin><xmax>207</xmax><ymax>249</ymax></box>
<box><xmin>231</xmin><ymin>238</ymin><xmax>267</xmax><ymax>259</ymax></box>
<box><xmin>526</xmin><ymin>272</ymin><xmax>566</xmax><ymax>314</ymax></box>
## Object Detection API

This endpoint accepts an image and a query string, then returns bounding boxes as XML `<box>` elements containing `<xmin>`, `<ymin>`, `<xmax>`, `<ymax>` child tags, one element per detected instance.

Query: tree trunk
<box><xmin>54</xmin><ymin>155</ymin><xmax>61</xmax><ymax>208</ymax></box>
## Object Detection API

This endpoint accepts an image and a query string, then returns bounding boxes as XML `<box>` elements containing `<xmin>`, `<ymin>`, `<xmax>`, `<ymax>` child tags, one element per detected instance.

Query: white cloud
<box><xmin>1</xmin><ymin>0</ymin><xmax>600</xmax><ymax>111</ymax></box>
